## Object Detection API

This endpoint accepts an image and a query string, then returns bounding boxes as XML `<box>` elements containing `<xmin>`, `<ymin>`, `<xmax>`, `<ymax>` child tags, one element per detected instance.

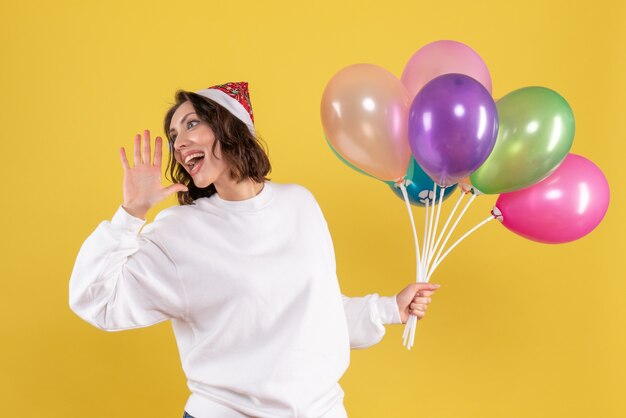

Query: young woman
<box><xmin>69</xmin><ymin>82</ymin><xmax>440</xmax><ymax>418</ymax></box>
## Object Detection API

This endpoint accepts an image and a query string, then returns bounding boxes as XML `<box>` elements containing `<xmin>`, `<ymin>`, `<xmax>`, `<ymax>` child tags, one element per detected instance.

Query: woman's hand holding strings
<box><xmin>396</xmin><ymin>282</ymin><xmax>441</xmax><ymax>324</ymax></box>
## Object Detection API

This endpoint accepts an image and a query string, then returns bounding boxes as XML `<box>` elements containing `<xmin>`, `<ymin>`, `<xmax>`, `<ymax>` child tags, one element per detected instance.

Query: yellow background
<box><xmin>1</xmin><ymin>0</ymin><xmax>624</xmax><ymax>416</ymax></box>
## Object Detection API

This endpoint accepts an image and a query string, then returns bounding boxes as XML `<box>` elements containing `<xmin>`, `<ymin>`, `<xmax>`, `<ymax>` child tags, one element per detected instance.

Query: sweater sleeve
<box><xmin>306</xmin><ymin>190</ymin><xmax>403</xmax><ymax>349</ymax></box>
<box><xmin>341</xmin><ymin>293</ymin><xmax>403</xmax><ymax>349</ymax></box>
<box><xmin>68</xmin><ymin>205</ymin><xmax>187</xmax><ymax>331</ymax></box>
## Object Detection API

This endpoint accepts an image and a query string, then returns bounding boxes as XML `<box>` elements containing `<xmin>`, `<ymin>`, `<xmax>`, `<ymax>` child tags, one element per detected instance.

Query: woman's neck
<box><xmin>213</xmin><ymin>177</ymin><xmax>265</xmax><ymax>202</ymax></box>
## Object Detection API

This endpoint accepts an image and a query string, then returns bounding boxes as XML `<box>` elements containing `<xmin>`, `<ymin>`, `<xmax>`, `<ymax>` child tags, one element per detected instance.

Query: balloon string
<box><xmin>427</xmin><ymin>190</ymin><xmax>465</xmax><ymax>270</ymax></box>
<box><xmin>404</xmin><ymin>315</ymin><xmax>413</xmax><ymax>348</ymax></box>
<box><xmin>421</xmin><ymin>199</ymin><xmax>430</xmax><ymax>275</ymax></box>
<box><xmin>397</xmin><ymin>181</ymin><xmax>422</xmax><ymax>349</ymax></box>
<box><xmin>427</xmin><ymin>215</ymin><xmax>495</xmax><ymax>281</ymax></box>
<box><xmin>426</xmin><ymin>193</ymin><xmax>476</xmax><ymax>279</ymax></box>
<box><xmin>427</xmin><ymin>186</ymin><xmax>446</xmax><ymax>267</ymax></box>
<box><xmin>425</xmin><ymin>183</ymin><xmax>437</xmax><ymax>275</ymax></box>
<box><xmin>403</xmin><ymin>316</ymin><xmax>410</xmax><ymax>347</ymax></box>
<box><xmin>409</xmin><ymin>204</ymin><xmax>425</xmax><ymax>351</ymax></box>
<box><xmin>397</xmin><ymin>181</ymin><xmax>422</xmax><ymax>276</ymax></box>
<box><xmin>404</xmin><ymin>185</ymin><xmax>433</xmax><ymax>350</ymax></box>
<box><xmin>408</xmin><ymin>310</ymin><xmax>417</xmax><ymax>350</ymax></box>
<box><xmin>406</xmin><ymin>197</ymin><xmax>429</xmax><ymax>350</ymax></box>
<box><xmin>406</xmin><ymin>183</ymin><xmax>440</xmax><ymax>350</ymax></box>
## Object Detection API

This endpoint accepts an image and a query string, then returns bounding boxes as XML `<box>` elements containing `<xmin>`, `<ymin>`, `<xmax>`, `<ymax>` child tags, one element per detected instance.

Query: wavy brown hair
<box><xmin>163</xmin><ymin>90</ymin><xmax>272</xmax><ymax>205</ymax></box>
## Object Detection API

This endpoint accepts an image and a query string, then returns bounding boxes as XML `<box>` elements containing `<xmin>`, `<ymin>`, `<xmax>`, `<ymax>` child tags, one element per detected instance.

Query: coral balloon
<box><xmin>494</xmin><ymin>154</ymin><xmax>609</xmax><ymax>244</ymax></box>
<box><xmin>321</xmin><ymin>63</ymin><xmax>411</xmax><ymax>181</ymax></box>
<box><xmin>324</xmin><ymin>134</ymin><xmax>377</xmax><ymax>180</ymax></box>
<box><xmin>401</xmin><ymin>40</ymin><xmax>492</xmax><ymax>100</ymax></box>
<box><xmin>325</xmin><ymin>133</ymin><xmax>457</xmax><ymax>207</ymax></box>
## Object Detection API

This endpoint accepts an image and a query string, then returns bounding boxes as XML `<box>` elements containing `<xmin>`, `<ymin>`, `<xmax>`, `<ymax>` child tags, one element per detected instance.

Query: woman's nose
<box><xmin>173</xmin><ymin>132</ymin><xmax>191</xmax><ymax>151</ymax></box>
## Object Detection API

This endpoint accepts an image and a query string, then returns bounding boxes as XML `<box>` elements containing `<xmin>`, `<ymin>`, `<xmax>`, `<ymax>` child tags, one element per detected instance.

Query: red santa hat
<box><xmin>195</xmin><ymin>82</ymin><xmax>255</xmax><ymax>135</ymax></box>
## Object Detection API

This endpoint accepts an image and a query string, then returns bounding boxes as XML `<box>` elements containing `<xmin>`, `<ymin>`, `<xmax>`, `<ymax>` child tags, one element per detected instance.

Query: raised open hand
<box><xmin>119</xmin><ymin>129</ymin><xmax>188</xmax><ymax>219</ymax></box>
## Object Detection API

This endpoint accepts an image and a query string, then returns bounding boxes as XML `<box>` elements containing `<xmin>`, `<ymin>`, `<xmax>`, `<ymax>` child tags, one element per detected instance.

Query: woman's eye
<box><xmin>170</xmin><ymin>120</ymin><xmax>197</xmax><ymax>141</ymax></box>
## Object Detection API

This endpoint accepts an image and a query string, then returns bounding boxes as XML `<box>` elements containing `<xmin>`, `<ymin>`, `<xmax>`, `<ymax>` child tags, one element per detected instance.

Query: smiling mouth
<box><xmin>187</xmin><ymin>157</ymin><xmax>205</xmax><ymax>176</ymax></box>
<box><xmin>184</xmin><ymin>153</ymin><xmax>205</xmax><ymax>171</ymax></box>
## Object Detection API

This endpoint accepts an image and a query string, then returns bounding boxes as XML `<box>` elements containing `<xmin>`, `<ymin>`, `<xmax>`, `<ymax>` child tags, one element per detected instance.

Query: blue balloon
<box><xmin>386</xmin><ymin>157</ymin><xmax>458</xmax><ymax>206</ymax></box>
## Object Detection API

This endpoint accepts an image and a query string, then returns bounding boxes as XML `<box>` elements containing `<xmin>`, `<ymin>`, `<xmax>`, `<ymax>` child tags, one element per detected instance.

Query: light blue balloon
<box><xmin>385</xmin><ymin>158</ymin><xmax>458</xmax><ymax>207</ymax></box>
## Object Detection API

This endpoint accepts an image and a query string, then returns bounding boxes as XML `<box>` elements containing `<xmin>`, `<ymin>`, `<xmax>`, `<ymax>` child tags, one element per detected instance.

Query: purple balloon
<box><xmin>408</xmin><ymin>73</ymin><xmax>498</xmax><ymax>186</ymax></box>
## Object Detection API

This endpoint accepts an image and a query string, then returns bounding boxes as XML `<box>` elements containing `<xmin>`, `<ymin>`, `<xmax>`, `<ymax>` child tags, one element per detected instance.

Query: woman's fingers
<box><xmin>403</xmin><ymin>283</ymin><xmax>440</xmax><ymax>320</ymax></box>
<box><xmin>153</xmin><ymin>136</ymin><xmax>162</xmax><ymax>167</ymax></box>
<box><xmin>411</xmin><ymin>295</ymin><xmax>433</xmax><ymax>318</ymax></box>
<box><xmin>120</xmin><ymin>147</ymin><xmax>130</xmax><ymax>170</ymax></box>
<box><xmin>410</xmin><ymin>298</ymin><xmax>427</xmax><ymax>318</ymax></box>
<box><xmin>411</xmin><ymin>309</ymin><xmax>426</xmax><ymax>319</ymax></box>
<box><xmin>143</xmin><ymin>130</ymin><xmax>152</xmax><ymax>165</ymax></box>
<box><xmin>415</xmin><ymin>283</ymin><xmax>441</xmax><ymax>291</ymax></box>
<box><xmin>410</xmin><ymin>302</ymin><xmax>428</xmax><ymax>311</ymax></box>
<box><xmin>416</xmin><ymin>290</ymin><xmax>436</xmax><ymax>297</ymax></box>
<box><xmin>133</xmin><ymin>133</ymin><xmax>141</xmax><ymax>167</ymax></box>
<box><xmin>129</xmin><ymin>130</ymin><xmax>161</xmax><ymax>167</ymax></box>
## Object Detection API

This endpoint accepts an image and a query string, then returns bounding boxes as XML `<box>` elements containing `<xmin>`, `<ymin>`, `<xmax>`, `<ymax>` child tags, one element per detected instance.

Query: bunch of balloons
<box><xmin>320</xmin><ymin>40</ymin><xmax>610</xmax><ymax>349</ymax></box>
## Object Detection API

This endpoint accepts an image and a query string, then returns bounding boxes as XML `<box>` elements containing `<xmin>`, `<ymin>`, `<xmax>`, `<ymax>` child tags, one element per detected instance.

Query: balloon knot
<box><xmin>393</xmin><ymin>176</ymin><xmax>406</xmax><ymax>188</ymax></box>
<box><xmin>491</xmin><ymin>207</ymin><xmax>503</xmax><ymax>222</ymax></box>
<box><xmin>459</xmin><ymin>182</ymin><xmax>473</xmax><ymax>194</ymax></box>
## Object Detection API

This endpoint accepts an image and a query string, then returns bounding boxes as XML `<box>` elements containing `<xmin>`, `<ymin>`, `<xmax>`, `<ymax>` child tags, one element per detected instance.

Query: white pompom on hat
<box><xmin>195</xmin><ymin>82</ymin><xmax>255</xmax><ymax>135</ymax></box>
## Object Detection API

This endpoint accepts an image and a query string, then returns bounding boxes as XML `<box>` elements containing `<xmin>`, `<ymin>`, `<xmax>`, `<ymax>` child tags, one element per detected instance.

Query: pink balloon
<box><xmin>494</xmin><ymin>154</ymin><xmax>610</xmax><ymax>244</ymax></box>
<box><xmin>401</xmin><ymin>40</ymin><xmax>492</xmax><ymax>100</ymax></box>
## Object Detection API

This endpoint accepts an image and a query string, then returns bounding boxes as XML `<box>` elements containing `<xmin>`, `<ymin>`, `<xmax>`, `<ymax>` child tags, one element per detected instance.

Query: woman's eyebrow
<box><xmin>169</xmin><ymin>112</ymin><xmax>196</xmax><ymax>133</ymax></box>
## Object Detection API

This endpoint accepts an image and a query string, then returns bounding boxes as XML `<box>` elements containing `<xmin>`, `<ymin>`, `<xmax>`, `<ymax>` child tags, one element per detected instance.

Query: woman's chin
<box><xmin>193</xmin><ymin>178</ymin><xmax>212</xmax><ymax>189</ymax></box>
<box><xmin>188</xmin><ymin>165</ymin><xmax>212</xmax><ymax>188</ymax></box>
<box><xmin>190</xmin><ymin>166</ymin><xmax>227</xmax><ymax>189</ymax></box>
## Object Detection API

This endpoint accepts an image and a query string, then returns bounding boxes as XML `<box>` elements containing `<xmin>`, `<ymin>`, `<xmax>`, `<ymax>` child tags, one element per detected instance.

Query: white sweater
<box><xmin>69</xmin><ymin>181</ymin><xmax>402</xmax><ymax>418</ymax></box>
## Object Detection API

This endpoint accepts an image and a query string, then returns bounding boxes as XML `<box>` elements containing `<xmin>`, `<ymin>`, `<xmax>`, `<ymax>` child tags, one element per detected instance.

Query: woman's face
<box><xmin>169</xmin><ymin>100</ymin><xmax>229</xmax><ymax>188</ymax></box>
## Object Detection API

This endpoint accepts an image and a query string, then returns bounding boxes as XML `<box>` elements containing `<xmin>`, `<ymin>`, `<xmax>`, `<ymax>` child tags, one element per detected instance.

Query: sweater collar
<box><xmin>200</xmin><ymin>181</ymin><xmax>274</xmax><ymax>212</ymax></box>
